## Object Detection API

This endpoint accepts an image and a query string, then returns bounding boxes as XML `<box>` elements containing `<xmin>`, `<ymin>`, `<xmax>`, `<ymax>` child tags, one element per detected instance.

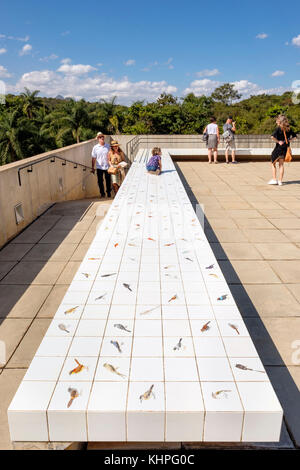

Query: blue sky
<box><xmin>1</xmin><ymin>0</ymin><xmax>300</xmax><ymax>104</ymax></box>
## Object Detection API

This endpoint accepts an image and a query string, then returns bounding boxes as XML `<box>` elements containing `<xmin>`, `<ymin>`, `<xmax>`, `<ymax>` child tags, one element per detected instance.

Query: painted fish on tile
<box><xmin>168</xmin><ymin>294</ymin><xmax>177</xmax><ymax>303</ymax></box>
<box><xmin>209</xmin><ymin>273</ymin><xmax>218</xmax><ymax>278</ymax></box>
<box><xmin>128</xmin><ymin>243</ymin><xmax>137</xmax><ymax>247</ymax></box>
<box><xmin>58</xmin><ymin>323</ymin><xmax>70</xmax><ymax>333</ymax></box>
<box><xmin>103</xmin><ymin>363</ymin><xmax>126</xmax><ymax>378</ymax></box>
<box><xmin>101</xmin><ymin>273</ymin><xmax>116</xmax><ymax>278</ymax></box>
<box><xmin>95</xmin><ymin>292</ymin><xmax>107</xmax><ymax>301</ymax></box>
<box><xmin>114</xmin><ymin>243</ymin><xmax>119</xmax><ymax>248</ymax></box>
<box><xmin>88</xmin><ymin>258</ymin><xmax>101</xmax><ymax>260</ymax></box>
<box><xmin>129</xmin><ymin>257</ymin><xmax>137</xmax><ymax>263</ymax></box>
<box><xmin>69</xmin><ymin>358</ymin><xmax>86</xmax><ymax>375</ymax></box>
<box><xmin>140</xmin><ymin>305</ymin><xmax>160</xmax><ymax>316</ymax></box>
<box><xmin>235</xmin><ymin>363</ymin><xmax>265</xmax><ymax>373</ymax></box>
<box><xmin>201</xmin><ymin>321</ymin><xmax>211</xmax><ymax>332</ymax></box>
<box><xmin>148</xmin><ymin>237</ymin><xmax>156</xmax><ymax>241</ymax></box>
<box><xmin>229</xmin><ymin>323</ymin><xmax>240</xmax><ymax>335</ymax></box>
<box><xmin>217</xmin><ymin>295</ymin><xmax>228</xmax><ymax>301</ymax></box>
<box><xmin>173</xmin><ymin>338</ymin><xmax>183</xmax><ymax>351</ymax></box>
<box><xmin>123</xmin><ymin>283</ymin><xmax>132</xmax><ymax>292</ymax></box>
<box><xmin>110</xmin><ymin>340</ymin><xmax>123</xmax><ymax>353</ymax></box>
<box><xmin>185</xmin><ymin>257</ymin><xmax>193</xmax><ymax>262</ymax></box>
<box><xmin>164</xmin><ymin>243</ymin><xmax>174</xmax><ymax>246</ymax></box>
<box><xmin>164</xmin><ymin>265</ymin><xmax>175</xmax><ymax>270</ymax></box>
<box><xmin>114</xmin><ymin>323</ymin><xmax>131</xmax><ymax>333</ymax></box>
<box><xmin>64</xmin><ymin>306</ymin><xmax>79</xmax><ymax>315</ymax></box>
<box><xmin>67</xmin><ymin>387</ymin><xmax>79</xmax><ymax>408</ymax></box>
<box><xmin>212</xmin><ymin>389</ymin><xmax>232</xmax><ymax>399</ymax></box>
<box><xmin>139</xmin><ymin>384</ymin><xmax>155</xmax><ymax>403</ymax></box>
<box><xmin>165</xmin><ymin>274</ymin><xmax>178</xmax><ymax>280</ymax></box>
<box><xmin>206</xmin><ymin>264</ymin><xmax>214</xmax><ymax>269</ymax></box>
<box><xmin>82</xmin><ymin>272</ymin><xmax>90</xmax><ymax>278</ymax></box>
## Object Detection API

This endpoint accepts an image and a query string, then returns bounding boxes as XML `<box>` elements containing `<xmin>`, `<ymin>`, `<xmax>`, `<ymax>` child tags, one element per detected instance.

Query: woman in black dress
<box><xmin>269</xmin><ymin>115</ymin><xmax>297</xmax><ymax>185</ymax></box>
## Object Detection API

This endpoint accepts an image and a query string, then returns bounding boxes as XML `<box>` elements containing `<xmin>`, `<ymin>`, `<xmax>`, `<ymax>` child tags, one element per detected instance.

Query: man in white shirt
<box><xmin>91</xmin><ymin>132</ymin><xmax>111</xmax><ymax>198</ymax></box>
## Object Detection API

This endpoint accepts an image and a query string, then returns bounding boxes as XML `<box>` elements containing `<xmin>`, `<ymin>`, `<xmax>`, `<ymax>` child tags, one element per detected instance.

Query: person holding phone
<box><xmin>269</xmin><ymin>115</ymin><xmax>297</xmax><ymax>186</ymax></box>
<box><xmin>223</xmin><ymin>116</ymin><xmax>237</xmax><ymax>164</ymax></box>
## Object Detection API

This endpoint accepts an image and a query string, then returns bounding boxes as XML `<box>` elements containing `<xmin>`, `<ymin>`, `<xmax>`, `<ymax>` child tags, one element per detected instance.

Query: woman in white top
<box><xmin>203</xmin><ymin>117</ymin><xmax>220</xmax><ymax>164</ymax></box>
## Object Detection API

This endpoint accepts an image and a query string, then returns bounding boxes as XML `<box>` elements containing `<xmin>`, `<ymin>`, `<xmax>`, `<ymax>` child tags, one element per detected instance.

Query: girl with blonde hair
<box><xmin>146</xmin><ymin>147</ymin><xmax>162</xmax><ymax>175</ymax></box>
<box><xmin>269</xmin><ymin>115</ymin><xmax>297</xmax><ymax>185</ymax></box>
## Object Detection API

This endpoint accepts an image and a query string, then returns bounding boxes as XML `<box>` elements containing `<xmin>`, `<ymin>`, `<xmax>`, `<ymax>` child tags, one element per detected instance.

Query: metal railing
<box><xmin>17</xmin><ymin>154</ymin><xmax>93</xmax><ymax>186</ymax></box>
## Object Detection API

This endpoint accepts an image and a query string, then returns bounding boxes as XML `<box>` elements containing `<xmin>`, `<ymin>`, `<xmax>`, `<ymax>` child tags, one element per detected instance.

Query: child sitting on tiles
<box><xmin>146</xmin><ymin>147</ymin><xmax>162</xmax><ymax>175</ymax></box>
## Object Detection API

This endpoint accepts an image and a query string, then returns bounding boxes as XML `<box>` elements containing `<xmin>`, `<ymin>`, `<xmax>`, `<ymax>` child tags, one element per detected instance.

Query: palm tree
<box><xmin>20</xmin><ymin>87</ymin><xmax>43</xmax><ymax>119</ymax></box>
<box><xmin>0</xmin><ymin>109</ymin><xmax>25</xmax><ymax>164</ymax></box>
<box><xmin>52</xmin><ymin>100</ymin><xmax>90</xmax><ymax>144</ymax></box>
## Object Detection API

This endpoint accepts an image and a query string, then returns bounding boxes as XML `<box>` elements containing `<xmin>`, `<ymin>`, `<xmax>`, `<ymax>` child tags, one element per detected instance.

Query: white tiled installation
<box><xmin>8</xmin><ymin>149</ymin><xmax>283</xmax><ymax>442</ymax></box>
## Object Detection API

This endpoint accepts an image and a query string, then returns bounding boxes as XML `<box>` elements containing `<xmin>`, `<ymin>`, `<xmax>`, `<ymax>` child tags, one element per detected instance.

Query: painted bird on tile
<box><xmin>82</xmin><ymin>272</ymin><xmax>90</xmax><ymax>278</ymax></box>
<box><xmin>58</xmin><ymin>323</ymin><xmax>70</xmax><ymax>334</ymax></box>
<box><xmin>140</xmin><ymin>305</ymin><xmax>160</xmax><ymax>316</ymax></box>
<box><xmin>229</xmin><ymin>323</ymin><xmax>240</xmax><ymax>335</ymax></box>
<box><xmin>103</xmin><ymin>363</ymin><xmax>126</xmax><ymax>378</ymax></box>
<box><xmin>139</xmin><ymin>384</ymin><xmax>155</xmax><ymax>403</ymax></box>
<box><xmin>212</xmin><ymin>389</ymin><xmax>232</xmax><ymax>399</ymax></box>
<box><xmin>235</xmin><ymin>363</ymin><xmax>265</xmax><ymax>373</ymax></box>
<box><xmin>64</xmin><ymin>306</ymin><xmax>79</xmax><ymax>315</ymax></box>
<box><xmin>168</xmin><ymin>294</ymin><xmax>177</xmax><ymax>303</ymax></box>
<box><xmin>114</xmin><ymin>323</ymin><xmax>131</xmax><ymax>333</ymax></box>
<box><xmin>110</xmin><ymin>340</ymin><xmax>123</xmax><ymax>353</ymax></box>
<box><xmin>217</xmin><ymin>295</ymin><xmax>228</xmax><ymax>301</ymax></box>
<box><xmin>95</xmin><ymin>292</ymin><xmax>107</xmax><ymax>301</ymax></box>
<box><xmin>69</xmin><ymin>359</ymin><xmax>86</xmax><ymax>375</ymax></box>
<box><xmin>173</xmin><ymin>338</ymin><xmax>183</xmax><ymax>351</ymax></box>
<box><xmin>123</xmin><ymin>283</ymin><xmax>132</xmax><ymax>292</ymax></box>
<box><xmin>101</xmin><ymin>273</ymin><xmax>116</xmax><ymax>278</ymax></box>
<box><xmin>201</xmin><ymin>321</ymin><xmax>211</xmax><ymax>332</ymax></box>
<box><xmin>67</xmin><ymin>387</ymin><xmax>79</xmax><ymax>408</ymax></box>
<box><xmin>185</xmin><ymin>257</ymin><xmax>193</xmax><ymax>262</ymax></box>
<box><xmin>206</xmin><ymin>264</ymin><xmax>214</xmax><ymax>269</ymax></box>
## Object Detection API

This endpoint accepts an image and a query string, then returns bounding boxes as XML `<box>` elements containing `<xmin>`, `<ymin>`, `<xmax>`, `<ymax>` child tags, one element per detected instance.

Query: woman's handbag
<box><xmin>107</xmin><ymin>166</ymin><xmax>118</xmax><ymax>175</ymax></box>
<box><xmin>202</xmin><ymin>132</ymin><xmax>208</xmax><ymax>142</ymax></box>
<box><xmin>283</xmin><ymin>130</ymin><xmax>292</xmax><ymax>162</ymax></box>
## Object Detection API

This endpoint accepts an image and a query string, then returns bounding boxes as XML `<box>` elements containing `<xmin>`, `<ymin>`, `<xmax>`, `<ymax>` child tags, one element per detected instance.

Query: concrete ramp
<box><xmin>8</xmin><ymin>149</ymin><xmax>283</xmax><ymax>443</ymax></box>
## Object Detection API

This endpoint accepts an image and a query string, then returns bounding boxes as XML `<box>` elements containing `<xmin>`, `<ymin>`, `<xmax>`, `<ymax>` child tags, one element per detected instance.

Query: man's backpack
<box><xmin>222</xmin><ymin>130</ymin><xmax>233</xmax><ymax>142</ymax></box>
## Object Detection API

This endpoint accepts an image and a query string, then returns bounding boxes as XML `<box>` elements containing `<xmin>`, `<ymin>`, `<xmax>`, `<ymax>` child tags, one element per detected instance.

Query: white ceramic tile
<box><xmin>223</xmin><ymin>337</ymin><xmax>259</xmax><ymax>357</ymax></box>
<box><xmin>201</xmin><ymin>381</ymin><xmax>243</xmax><ymax>442</ymax></box>
<box><xmin>86</xmin><ymin>289</ymin><xmax>113</xmax><ymax>305</ymax></box>
<box><xmin>95</xmin><ymin>357</ymin><xmax>130</xmax><ymax>381</ymax></box>
<box><xmin>8</xmin><ymin>381</ymin><xmax>56</xmax><ymax>441</ymax></box>
<box><xmin>134</xmin><ymin>320</ymin><xmax>162</xmax><ymax>337</ymax></box>
<box><xmin>87</xmin><ymin>382</ymin><xmax>128</xmax><ymax>441</ymax></box>
<box><xmin>136</xmin><ymin>304</ymin><xmax>161</xmax><ymax>319</ymax></box>
<box><xmin>109</xmin><ymin>304</ymin><xmax>136</xmax><ymax>319</ymax></box>
<box><xmin>136</xmin><ymin>291</ymin><xmax>161</xmax><ymax>305</ymax></box>
<box><xmin>132</xmin><ymin>337</ymin><xmax>163</xmax><ymax>357</ymax></box>
<box><xmin>163</xmin><ymin>320</ymin><xmax>191</xmax><ymax>337</ymax></box>
<box><xmin>217</xmin><ymin>320</ymin><xmax>250</xmax><ymax>337</ymax></box>
<box><xmin>237</xmin><ymin>382</ymin><xmax>283</xmax><ymax>442</ymax></box>
<box><xmin>24</xmin><ymin>357</ymin><xmax>65</xmax><ymax>381</ymax></box>
<box><xmin>68</xmin><ymin>280</ymin><xmax>93</xmax><ymax>292</ymax></box>
<box><xmin>68</xmin><ymin>337</ymin><xmax>101</xmax><ymax>356</ymax></box>
<box><xmin>163</xmin><ymin>336</ymin><xmax>194</xmax><ymax>357</ymax></box>
<box><xmin>229</xmin><ymin>358</ymin><xmax>268</xmax><ymax>381</ymax></box>
<box><xmin>54</xmin><ymin>304</ymin><xmax>84</xmax><ymax>320</ymax></box>
<box><xmin>62</xmin><ymin>291</ymin><xmax>89</xmax><ymax>305</ymax></box>
<box><xmin>47</xmin><ymin>381</ymin><xmax>92</xmax><ymax>441</ymax></box>
<box><xmin>81</xmin><ymin>304</ymin><xmax>110</xmax><ymax>320</ymax></box>
<box><xmin>130</xmin><ymin>357</ymin><xmax>163</xmax><ymax>381</ymax></box>
<box><xmin>213</xmin><ymin>305</ymin><xmax>242</xmax><ymax>320</ymax></box>
<box><xmin>164</xmin><ymin>357</ymin><xmax>199</xmax><ymax>381</ymax></box>
<box><xmin>197</xmin><ymin>357</ymin><xmax>234</xmax><ymax>381</ymax></box>
<box><xmin>35</xmin><ymin>337</ymin><xmax>72</xmax><ymax>357</ymax></box>
<box><xmin>161</xmin><ymin>305</ymin><xmax>188</xmax><ymax>319</ymax></box>
<box><xmin>187</xmin><ymin>305</ymin><xmax>214</xmax><ymax>319</ymax></box>
<box><xmin>100</xmin><ymin>336</ymin><xmax>133</xmax><ymax>357</ymax></box>
<box><xmin>194</xmin><ymin>337</ymin><xmax>227</xmax><ymax>357</ymax></box>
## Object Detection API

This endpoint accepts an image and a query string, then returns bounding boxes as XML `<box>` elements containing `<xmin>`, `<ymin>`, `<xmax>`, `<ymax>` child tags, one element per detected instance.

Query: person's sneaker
<box><xmin>231</xmin><ymin>161</ymin><xmax>238</xmax><ymax>164</ymax></box>
<box><xmin>268</xmin><ymin>179</ymin><xmax>278</xmax><ymax>185</ymax></box>
<box><xmin>278</xmin><ymin>181</ymin><xmax>283</xmax><ymax>186</ymax></box>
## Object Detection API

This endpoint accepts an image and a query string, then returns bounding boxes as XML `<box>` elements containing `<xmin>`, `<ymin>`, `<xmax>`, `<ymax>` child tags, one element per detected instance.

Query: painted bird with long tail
<box><xmin>139</xmin><ymin>384</ymin><xmax>155</xmax><ymax>403</ymax></box>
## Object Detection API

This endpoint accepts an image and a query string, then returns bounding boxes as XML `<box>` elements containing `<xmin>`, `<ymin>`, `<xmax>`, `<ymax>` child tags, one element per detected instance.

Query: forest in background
<box><xmin>0</xmin><ymin>83</ymin><xmax>299</xmax><ymax>165</ymax></box>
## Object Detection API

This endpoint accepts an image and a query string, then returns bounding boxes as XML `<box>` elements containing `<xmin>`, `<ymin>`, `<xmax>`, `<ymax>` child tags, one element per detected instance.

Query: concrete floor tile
<box><xmin>12</xmin><ymin>230</ymin><xmax>45</xmax><ymax>244</ymax></box>
<box><xmin>0</xmin><ymin>285</ymin><xmax>52</xmax><ymax>319</ymax></box>
<box><xmin>230</xmin><ymin>260</ymin><xmax>281</xmax><ymax>284</ymax></box>
<box><xmin>55</xmin><ymin>261</ymin><xmax>81</xmax><ymax>284</ymax></box>
<box><xmin>23</xmin><ymin>243</ymin><xmax>77</xmax><ymax>262</ymax></box>
<box><xmin>0</xmin><ymin>244</ymin><xmax>34</xmax><ymax>261</ymax></box>
<box><xmin>281</xmin><ymin>230</ymin><xmax>300</xmax><ymax>243</ymax></box>
<box><xmin>217</xmin><ymin>243</ymin><xmax>262</xmax><ymax>260</ymax></box>
<box><xmin>37</xmin><ymin>285</ymin><xmax>69</xmax><ymax>318</ymax></box>
<box><xmin>0</xmin><ymin>369</ymin><xmax>26</xmax><ymax>449</ymax></box>
<box><xmin>0</xmin><ymin>262</ymin><xmax>17</xmax><ymax>281</ymax></box>
<box><xmin>285</xmin><ymin>284</ymin><xmax>300</xmax><ymax>303</ymax></box>
<box><xmin>269</xmin><ymin>219</ymin><xmax>300</xmax><ymax>230</ymax></box>
<box><xmin>243</xmin><ymin>284</ymin><xmax>300</xmax><ymax>318</ymax></box>
<box><xmin>0</xmin><ymin>318</ymin><xmax>32</xmax><ymax>366</ymax></box>
<box><xmin>254</xmin><ymin>243</ymin><xmax>300</xmax><ymax>260</ymax></box>
<box><xmin>262</xmin><ymin>318</ymin><xmax>300</xmax><ymax>366</ymax></box>
<box><xmin>39</xmin><ymin>230</ymin><xmax>85</xmax><ymax>244</ymax></box>
<box><xmin>205</xmin><ymin>218</ymin><xmax>238</xmax><ymax>229</ymax></box>
<box><xmin>242</xmin><ymin>229</ymin><xmax>290</xmax><ymax>243</ymax></box>
<box><xmin>70</xmin><ymin>243</ymin><xmax>90</xmax><ymax>261</ymax></box>
<box><xmin>287</xmin><ymin>366</ymin><xmax>300</xmax><ymax>390</ymax></box>
<box><xmin>7</xmin><ymin>319</ymin><xmax>52</xmax><ymax>368</ymax></box>
<box><xmin>268</xmin><ymin>261</ymin><xmax>300</xmax><ymax>283</ymax></box>
<box><xmin>0</xmin><ymin>261</ymin><xmax>66</xmax><ymax>285</ymax></box>
<box><xmin>234</xmin><ymin>218</ymin><xmax>274</xmax><ymax>229</ymax></box>
<box><xmin>258</xmin><ymin>209</ymin><xmax>295</xmax><ymax>218</ymax></box>
<box><xmin>220</xmin><ymin>202</ymin><xmax>253</xmax><ymax>210</ymax></box>
<box><xmin>206</xmin><ymin>228</ymin><xmax>246</xmax><ymax>243</ymax></box>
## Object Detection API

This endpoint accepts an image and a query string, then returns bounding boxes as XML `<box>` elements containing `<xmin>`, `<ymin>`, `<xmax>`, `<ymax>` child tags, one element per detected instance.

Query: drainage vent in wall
<box><xmin>14</xmin><ymin>203</ymin><xmax>24</xmax><ymax>225</ymax></box>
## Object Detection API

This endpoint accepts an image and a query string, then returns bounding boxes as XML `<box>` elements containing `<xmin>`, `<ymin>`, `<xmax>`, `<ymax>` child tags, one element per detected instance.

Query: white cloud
<box><xmin>39</xmin><ymin>54</ymin><xmax>58</xmax><ymax>62</ymax></box>
<box><xmin>124</xmin><ymin>59</ymin><xmax>135</xmax><ymax>66</ymax></box>
<box><xmin>184</xmin><ymin>79</ymin><xmax>221</xmax><ymax>95</ymax></box>
<box><xmin>0</xmin><ymin>48</ymin><xmax>7</xmax><ymax>54</ymax></box>
<box><xmin>292</xmin><ymin>34</ymin><xmax>300</xmax><ymax>47</ymax></box>
<box><xmin>19</xmin><ymin>44</ymin><xmax>32</xmax><ymax>56</ymax></box>
<box><xmin>0</xmin><ymin>65</ymin><xmax>11</xmax><ymax>78</ymax></box>
<box><xmin>97</xmin><ymin>63</ymin><xmax>103</xmax><ymax>67</ymax></box>
<box><xmin>0</xmin><ymin>34</ymin><xmax>29</xmax><ymax>42</ymax></box>
<box><xmin>57</xmin><ymin>63</ymin><xmax>97</xmax><ymax>75</ymax></box>
<box><xmin>8</xmin><ymin>69</ymin><xmax>178</xmax><ymax>104</ymax></box>
<box><xmin>256</xmin><ymin>33</ymin><xmax>268</xmax><ymax>39</ymax></box>
<box><xmin>61</xmin><ymin>58</ymin><xmax>71</xmax><ymax>64</ymax></box>
<box><xmin>196</xmin><ymin>68</ymin><xmax>220</xmax><ymax>77</ymax></box>
<box><xmin>271</xmin><ymin>70</ymin><xmax>285</xmax><ymax>77</ymax></box>
<box><xmin>184</xmin><ymin>78</ymin><xmax>290</xmax><ymax>99</ymax></box>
